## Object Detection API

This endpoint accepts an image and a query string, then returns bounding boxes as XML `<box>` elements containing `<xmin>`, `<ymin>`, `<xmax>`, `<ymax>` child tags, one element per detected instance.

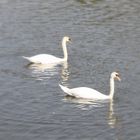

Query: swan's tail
<box><xmin>22</xmin><ymin>56</ymin><xmax>30</xmax><ymax>60</ymax></box>
<box><xmin>59</xmin><ymin>84</ymin><xmax>72</xmax><ymax>96</ymax></box>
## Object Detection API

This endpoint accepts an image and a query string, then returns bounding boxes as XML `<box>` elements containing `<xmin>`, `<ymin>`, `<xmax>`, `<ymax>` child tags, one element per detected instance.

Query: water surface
<box><xmin>0</xmin><ymin>0</ymin><xmax>140</xmax><ymax>139</ymax></box>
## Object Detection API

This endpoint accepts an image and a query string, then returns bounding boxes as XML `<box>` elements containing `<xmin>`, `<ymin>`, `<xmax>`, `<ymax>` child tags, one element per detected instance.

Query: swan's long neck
<box><xmin>62</xmin><ymin>39</ymin><xmax>68</xmax><ymax>61</ymax></box>
<box><xmin>109</xmin><ymin>77</ymin><xmax>115</xmax><ymax>99</ymax></box>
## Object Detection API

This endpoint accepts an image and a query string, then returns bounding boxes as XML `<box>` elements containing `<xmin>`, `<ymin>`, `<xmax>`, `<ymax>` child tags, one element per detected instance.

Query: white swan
<box><xmin>59</xmin><ymin>72</ymin><xmax>121</xmax><ymax>100</ymax></box>
<box><xmin>23</xmin><ymin>36</ymin><xmax>71</xmax><ymax>64</ymax></box>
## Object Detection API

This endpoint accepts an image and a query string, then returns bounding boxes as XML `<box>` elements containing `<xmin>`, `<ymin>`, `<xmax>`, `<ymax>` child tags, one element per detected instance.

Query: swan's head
<box><xmin>63</xmin><ymin>36</ymin><xmax>71</xmax><ymax>43</ymax></box>
<box><xmin>111</xmin><ymin>72</ymin><xmax>121</xmax><ymax>81</ymax></box>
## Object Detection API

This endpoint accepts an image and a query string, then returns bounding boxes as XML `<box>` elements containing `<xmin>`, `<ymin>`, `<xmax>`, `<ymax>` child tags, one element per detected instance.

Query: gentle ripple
<box><xmin>0</xmin><ymin>0</ymin><xmax>140</xmax><ymax>140</ymax></box>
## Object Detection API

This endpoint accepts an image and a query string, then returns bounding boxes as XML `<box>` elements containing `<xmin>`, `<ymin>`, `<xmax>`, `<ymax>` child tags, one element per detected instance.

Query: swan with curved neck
<box><xmin>59</xmin><ymin>72</ymin><xmax>121</xmax><ymax>100</ymax></box>
<box><xmin>23</xmin><ymin>36</ymin><xmax>71</xmax><ymax>64</ymax></box>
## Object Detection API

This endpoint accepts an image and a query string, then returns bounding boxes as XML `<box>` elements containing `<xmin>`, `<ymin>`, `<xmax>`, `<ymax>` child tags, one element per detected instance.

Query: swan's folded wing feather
<box><xmin>70</xmin><ymin>87</ymin><xmax>109</xmax><ymax>99</ymax></box>
<box><xmin>28</xmin><ymin>54</ymin><xmax>63</xmax><ymax>64</ymax></box>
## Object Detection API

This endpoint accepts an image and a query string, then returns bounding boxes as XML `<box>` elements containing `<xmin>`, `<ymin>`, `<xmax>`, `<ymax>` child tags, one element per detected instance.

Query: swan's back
<box><xmin>59</xmin><ymin>85</ymin><xmax>109</xmax><ymax>100</ymax></box>
<box><xmin>70</xmin><ymin>87</ymin><xmax>109</xmax><ymax>99</ymax></box>
<box><xmin>25</xmin><ymin>54</ymin><xmax>63</xmax><ymax>64</ymax></box>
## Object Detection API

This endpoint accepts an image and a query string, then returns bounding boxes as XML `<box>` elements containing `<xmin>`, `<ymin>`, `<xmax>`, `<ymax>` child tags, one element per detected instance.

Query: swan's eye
<box><xmin>69</xmin><ymin>38</ymin><xmax>71</xmax><ymax>41</ymax></box>
<box><xmin>116</xmin><ymin>74</ymin><xmax>119</xmax><ymax>77</ymax></box>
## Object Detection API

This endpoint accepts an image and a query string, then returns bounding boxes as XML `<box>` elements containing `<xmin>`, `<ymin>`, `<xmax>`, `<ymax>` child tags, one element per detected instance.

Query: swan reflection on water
<box><xmin>107</xmin><ymin>99</ymin><xmax>118</xmax><ymax>128</ymax></box>
<box><xmin>63</xmin><ymin>96</ymin><xmax>118</xmax><ymax>128</ymax></box>
<box><xmin>26</xmin><ymin>62</ymin><xmax>69</xmax><ymax>81</ymax></box>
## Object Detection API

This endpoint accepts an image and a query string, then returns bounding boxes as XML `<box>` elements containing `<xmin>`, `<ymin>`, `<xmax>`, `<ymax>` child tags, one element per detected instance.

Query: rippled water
<box><xmin>0</xmin><ymin>0</ymin><xmax>140</xmax><ymax>139</ymax></box>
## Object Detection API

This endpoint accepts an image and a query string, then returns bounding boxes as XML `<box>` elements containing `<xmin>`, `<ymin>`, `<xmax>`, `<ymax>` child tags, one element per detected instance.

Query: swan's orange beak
<box><xmin>116</xmin><ymin>76</ymin><xmax>121</xmax><ymax>81</ymax></box>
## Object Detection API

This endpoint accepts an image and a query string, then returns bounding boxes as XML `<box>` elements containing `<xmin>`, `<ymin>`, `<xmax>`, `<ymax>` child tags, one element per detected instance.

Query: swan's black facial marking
<box><xmin>115</xmin><ymin>73</ymin><xmax>121</xmax><ymax>81</ymax></box>
<box><xmin>68</xmin><ymin>38</ymin><xmax>72</xmax><ymax>42</ymax></box>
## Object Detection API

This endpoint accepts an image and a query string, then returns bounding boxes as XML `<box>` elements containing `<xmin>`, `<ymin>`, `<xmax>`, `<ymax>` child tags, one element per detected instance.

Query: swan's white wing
<box><xmin>70</xmin><ymin>87</ymin><xmax>109</xmax><ymax>99</ymax></box>
<box><xmin>23</xmin><ymin>54</ymin><xmax>63</xmax><ymax>64</ymax></box>
<box><xmin>59</xmin><ymin>85</ymin><xmax>109</xmax><ymax>100</ymax></box>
